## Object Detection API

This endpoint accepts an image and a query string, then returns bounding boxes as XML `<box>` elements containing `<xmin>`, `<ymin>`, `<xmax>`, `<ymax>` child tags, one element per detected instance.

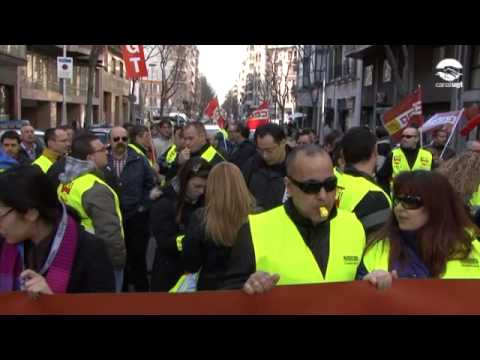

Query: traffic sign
<box><xmin>57</xmin><ymin>57</ymin><xmax>73</xmax><ymax>79</ymax></box>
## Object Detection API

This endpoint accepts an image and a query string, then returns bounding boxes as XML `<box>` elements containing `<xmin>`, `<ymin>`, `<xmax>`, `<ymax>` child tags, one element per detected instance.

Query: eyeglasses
<box><xmin>393</xmin><ymin>195</ymin><xmax>423</xmax><ymax>210</ymax></box>
<box><xmin>93</xmin><ymin>147</ymin><xmax>107</xmax><ymax>154</ymax></box>
<box><xmin>402</xmin><ymin>135</ymin><xmax>416</xmax><ymax>139</ymax></box>
<box><xmin>288</xmin><ymin>176</ymin><xmax>337</xmax><ymax>194</ymax></box>
<box><xmin>0</xmin><ymin>208</ymin><xmax>14</xmax><ymax>221</ymax></box>
<box><xmin>113</xmin><ymin>137</ymin><xmax>128</xmax><ymax>143</ymax></box>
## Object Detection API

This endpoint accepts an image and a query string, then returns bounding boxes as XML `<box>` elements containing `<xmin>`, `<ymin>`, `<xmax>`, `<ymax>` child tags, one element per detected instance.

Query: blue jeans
<box><xmin>114</xmin><ymin>269</ymin><xmax>124</xmax><ymax>293</ymax></box>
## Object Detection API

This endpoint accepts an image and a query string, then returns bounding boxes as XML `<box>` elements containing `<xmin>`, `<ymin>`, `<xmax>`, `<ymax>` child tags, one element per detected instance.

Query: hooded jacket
<box><xmin>59</xmin><ymin>156</ymin><xmax>126</xmax><ymax>269</ymax></box>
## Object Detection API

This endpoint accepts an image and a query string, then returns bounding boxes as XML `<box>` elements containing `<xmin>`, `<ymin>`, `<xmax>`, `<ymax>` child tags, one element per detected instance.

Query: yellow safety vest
<box><xmin>57</xmin><ymin>173</ymin><xmax>124</xmax><ymax>238</ymax></box>
<box><xmin>166</xmin><ymin>144</ymin><xmax>177</xmax><ymax>165</ymax></box>
<box><xmin>32</xmin><ymin>155</ymin><xmax>54</xmax><ymax>173</ymax></box>
<box><xmin>362</xmin><ymin>237</ymin><xmax>480</xmax><ymax>279</ymax></box>
<box><xmin>129</xmin><ymin>144</ymin><xmax>155</xmax><ymax>169</ymax></box>
<box><xmin>337</xmin><ymin>172</ymin><xmax>392</xmax><ymax>212</ymax></box>
<box><xmin>249</xmin><ymin>205</ymin><xmax>366</xmax><ymax>285</ymax></box>
<box><xmin>201</xmin><ymin>145</ymin><xmax>225</xmax><ymax>163</ymax></box>
<box><xmin>391</xmin><ymin>148</ymin><xmax>433</xmax><ymax>178</ymax></box>
<box><xmin>219</xmin><ymin>128</ymin><xmax>229</xmax><ymax>140</ymax></box>
<box><xmin>169</xmin><ymin>234</ymin><xmax>199</xmax><ymax>293</ymax></box>
<box><xmin>469</xmin><ymin>185</ymin><xmax>480</xmax><ymax>214</ymax></box>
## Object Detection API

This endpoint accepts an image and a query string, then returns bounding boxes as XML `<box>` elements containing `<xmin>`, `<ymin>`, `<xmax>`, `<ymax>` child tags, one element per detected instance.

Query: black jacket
<box><xmin>19</xmin><ymin>142</ymin><xmax>43</xmax><ymax>162</ymax></box>
<box><xmin>22</xmin><ymin>219</ymin><xmax>115</xmax><ymax>293</ymax></box>
<box><xmin>149</xmin><ymin>185</ymin><xmax>203</xmax><ymax>291</ymax></box>
<box><xmin>220</xmin><ymin>199</ymin><xmax>338</xmax><ymax>290</ymax></box>
<box><xmin>182</xmin><ymin>208</ymin><xmax>234</xmax><ymax>291</ymax></box>
<box><xmin>229</xmin><ymin>139</ymin><xmax>256</xmax><ymax>169</ymax></box>
<box><xmin>342</xmin><ymin>165</ymin><xmax>391</xmax><ymax>237</ymax></box>
<box><xmin>169</xmin><ymin>143</ymin><xmax>226</xmax><ymax>179</ymax></box>
<box><xmin>241</xmin><ymin>150</ymin><xmax>289</xmax><ymax>212</ymax></box>
<box><xmin>108</xmin><ymin>147</ymin><xmax>155</xmax><ymax>220</ymax></box>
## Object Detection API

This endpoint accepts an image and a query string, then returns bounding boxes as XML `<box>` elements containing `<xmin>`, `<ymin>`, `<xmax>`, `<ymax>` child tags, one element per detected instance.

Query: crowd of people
<box><xmin>1</xmin><ymin>117</ymin><xmax>480</xmax><ymax>298</ymax></box>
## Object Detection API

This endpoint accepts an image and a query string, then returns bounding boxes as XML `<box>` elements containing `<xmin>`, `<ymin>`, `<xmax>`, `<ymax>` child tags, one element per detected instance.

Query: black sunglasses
<box><xmin>288</xmin><ymin>176</ymin><xmax>337</xmax><ymax>194</ymax></box>
<box><xmin>113</xmin><ymin>136</ymin><xmax>128</xmax><ymax>143</ymax></box>
<box><xmin>393</xmin><ymin>195</ymin><xmax>423</xmax><ymax>210</ymax></box>
<box><xmin>402</xmin><ymin>135</ymin><xmax>416</xmax><ymax>139</ymax></box>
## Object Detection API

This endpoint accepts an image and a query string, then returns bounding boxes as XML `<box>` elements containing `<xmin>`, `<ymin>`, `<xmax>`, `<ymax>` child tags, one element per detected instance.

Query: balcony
<box><xmin>0</xmin><ymin>45</ymin><xmax>26</xmax><ymax>65</ymax></box>
<box><xmin>344</xmin><ymin>45</ymin><xmax>374</xmax><ymax>59</ymax></box>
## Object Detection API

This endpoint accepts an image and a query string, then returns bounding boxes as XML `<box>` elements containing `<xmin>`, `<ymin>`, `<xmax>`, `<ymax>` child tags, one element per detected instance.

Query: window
<box><xmin>111</xmin><ymin>57</ymin><xmax>116</xmax><ymax>75</ymax></box>
<box><xmin>120</xmin><ymin>62</ymin><xmax>124</xmax><ymax>78</ymax></box>
<box><xmin>364</xmin><ymin>65</ymin><xmax>373</xmax><ymax>87</ymax></box>
<box><xmin>383</xmin><ymin>59</ymin><xmax>392</xmax><ymax>83</ymax></box>
<box><xmin>471</xmin><ymin>46</ymin><xmax>480</xmax><ymax>89</ymax></box>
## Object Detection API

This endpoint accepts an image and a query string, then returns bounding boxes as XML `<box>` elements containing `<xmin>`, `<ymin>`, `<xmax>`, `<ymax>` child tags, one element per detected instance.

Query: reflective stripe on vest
<box><xmin>201</xmin><ymin>145</ymin><xmax>225</xmax><ymax>163</ymax></box>
<box><xmin>337</xmin><ymin>172</ymin><xmax>392</xmax><ymax>212</ymax></box>
<box><xmin>363</xmin><ymin>238</ymin><xmax>480</xmax><ymax>278</ymax></box>
<box><xmin>166</xmin><ymin>144</ymin><xmax>177</xmax><ymax>165</ymax></box>
<box><xmin>57</xmin><ymin>173</ymin><xmax>124</xmax><ymax>238</ymax></box>
<box><xmin>128</xmin><ymin>144</ymin><xmax>155</xmax><ymax>169</ymax></box>
<box><xmin>249</xmin><ymin>205</ymin><xmax>366</xmax><ymax>284</ymax></box>
<box><xmin>32</xmin><ymin>155</ymin><xmax>53</xmax><ymax>173</ymax></box>
<box><xmin>176</xmin><ymin>234</ymin><xmax>185</xmax><ymax>252</ymax></box>
<box><xmin>391</xmin><ymin>148</ymin><xmax>433</xmax><ymax>178</ymax></box>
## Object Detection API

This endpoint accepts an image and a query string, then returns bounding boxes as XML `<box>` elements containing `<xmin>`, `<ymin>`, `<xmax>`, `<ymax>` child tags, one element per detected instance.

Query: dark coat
<box><xmin>229</xmin><ymin>139</ymin><xmax>256</xmax><ymax>169</ymax></box>
<box><xmin>149</xmin><ymin>185</ymin><xmax>203</xmax><ymax>291</ymax></box>
<box><xmin>241</xmin><ymin>150</ymin><xmax>289</xmax><ymax>212</ymax></box>
<box><xmin>182</xmin><ymin>208</ymin><xmax>234</xmax><ymax>291</ymax></box>
<box><xmin>108</xmin><ymin>148</ymin><xmax>155</xmax><ymax>220</ymax></box>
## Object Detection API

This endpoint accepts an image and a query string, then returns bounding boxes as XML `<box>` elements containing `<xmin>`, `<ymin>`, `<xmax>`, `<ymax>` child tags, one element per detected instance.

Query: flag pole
<box><xmin>440</xmin><ymin>108</ymin><xmax>464</xmax><ymax>160</ymax></box>
<box><xmin>417</xmin><ymin>84</ymin><xmax>423</xmax><ymax>148</ymax></box>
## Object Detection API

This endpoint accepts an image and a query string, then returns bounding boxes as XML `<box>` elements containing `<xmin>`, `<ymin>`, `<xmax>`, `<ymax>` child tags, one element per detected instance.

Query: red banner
<box><xmin>383</xmin><ymin>88</ymin><xmax>423</xmax><ymax>142</ymax></box>
<box><xmin>247</xmin><ymin>101</ymin><xmax>270</xmax><ymax>130</ymax></box>
<box><xmin>1</xmin><ymin>280</ymin><xmax>480</xmax><ymax>315</ymax></box>
<box><xmin>121</xmin><ymin>45</ymin><xmax>148</xmax><ymax>79</ymax></box>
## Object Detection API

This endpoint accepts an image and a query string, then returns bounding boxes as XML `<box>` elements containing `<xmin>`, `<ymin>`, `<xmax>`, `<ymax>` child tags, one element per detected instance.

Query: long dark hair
<box><xmin>0</xmin><ymin>165</ymin><xmax>61</xmax><ymax>225</ymax></box>
<box><xmin>367</xmin><ymin>170</ymin><xmax>479</xmax><ymax>277</ymax></box>
<box><xmin>175</xmin><ymin>157</ymin><xmax>211</xmax><ymax>224</ymax></box>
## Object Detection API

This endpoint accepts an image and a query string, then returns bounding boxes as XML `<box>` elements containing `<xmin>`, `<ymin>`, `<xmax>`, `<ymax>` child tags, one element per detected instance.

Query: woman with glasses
<box><xmin>357</xmin><ymin>170</ymin><xmax>480</xmax><ymax>289</ymax></box>
<box><xmin>150</xmin><ymin>157</ymin><xmax>212</xmax><ymax>292</ymax></box>
<box><xmin>0</xmin><ymin>165</ymin><xmax>115</xmax><ymax>295</ymax></box>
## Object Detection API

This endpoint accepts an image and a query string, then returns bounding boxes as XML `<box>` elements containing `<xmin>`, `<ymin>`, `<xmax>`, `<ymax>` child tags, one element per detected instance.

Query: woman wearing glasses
<box><xmin>0</xmin><ymin>166</ymin><xmax>115</xmax><ymax>295</ymax></box>
<box><xmin>357</xmin><ymin>170</ymin><xmax>480</xmax><ymax>289</ymax></box>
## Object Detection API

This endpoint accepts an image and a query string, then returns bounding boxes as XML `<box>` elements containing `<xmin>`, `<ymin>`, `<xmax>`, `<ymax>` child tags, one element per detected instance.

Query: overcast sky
<box><xmin>197</xmin><ymin>45</ymin><xmax>247</xmax><ymax>104</ymax></box>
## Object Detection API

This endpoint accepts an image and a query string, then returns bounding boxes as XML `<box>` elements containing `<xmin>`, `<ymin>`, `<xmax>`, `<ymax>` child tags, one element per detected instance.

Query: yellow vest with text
<box><xmin>166</xmin><ymin>144</ymin><xmax>177</xmax><ymax>165</ymax></box>
<box><xmin>32</xmin><ymin>155</ymin><xmax>54</xmax><ymax>173</ymax></box>
<box><xmin>391</xmin><ymin>148</ymin><xmax>433</xmax><ymax>178</ymax></box>
<box><xmin>57</xmin><ymin>173</ymin><xmax>124</xmax><ymax>238</ymax></box>
<box><xmin>249</xmin><ymin>205</ymin><xmax>366</xmax><ymax>284</ymax></box>
<box><xmin>363</xmin><ymin>237</ymin><xmax>480</xmax><ymax>279</ymax></box>
<box><xmin>128</xmin><ymin>144</ymin><xmax>155</xmax><ymax>169</ymax></box>
<box><xmin>337</xmin><ymin>172</ymin><xmax>392</xmax><ymax>212</ymax></box>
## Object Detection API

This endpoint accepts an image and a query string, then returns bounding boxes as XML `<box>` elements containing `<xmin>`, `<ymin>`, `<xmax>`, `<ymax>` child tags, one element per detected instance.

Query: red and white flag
<box><xmin>247</xmin><ymin>101</ymin><xmax>270</xmax><ymax>130</ymax></box>
<box><xmin>204</xmin><ymin>97</ymin><xmax>219</xmax><ymax>118</ymax></box>
<box><xmin>383</xmin><ymin>88</ymin><xmax>423</xmax><ymax>142</ymax></box>
<box><xmin>121</xmin><ymin>45</ymin><xmax>148</xmax><ymax>79</ymax></box>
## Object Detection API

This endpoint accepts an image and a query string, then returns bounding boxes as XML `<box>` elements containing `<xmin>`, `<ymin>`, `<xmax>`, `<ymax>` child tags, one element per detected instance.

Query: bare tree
<box><xmin>145</xmin><ymin>45</ymin><xmax>189</xmax><ymax>117</ymax></box>
<box><xmin>222</xmin><ymin>90</ymin><xmax>239</xmax><ymax>121</ymax></box>
<box><xmin>385</xmin><ymin>45</ymin><xmax>410</xmax><ymax>101</ymax></box>
<box><xmin>197</xmin><ymin>75</ymin><xmax>216</xmax><ymax>119</ymax></box>
<box><xmin>267</xmin><ymin>47</ymin><xmax>297</xmax><ymax>125</ymax></box>
<box><xmin>85</xmin><ymin>45</ymin><xmax>104</xmax><ymax>128</ymax></box>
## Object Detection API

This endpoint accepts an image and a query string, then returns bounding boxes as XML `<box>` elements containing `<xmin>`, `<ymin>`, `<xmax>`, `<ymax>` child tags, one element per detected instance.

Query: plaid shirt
<box><xmin>112</xmin><ymin>152</ymin><xmax>127</xmax><ymax>178</ymax></box>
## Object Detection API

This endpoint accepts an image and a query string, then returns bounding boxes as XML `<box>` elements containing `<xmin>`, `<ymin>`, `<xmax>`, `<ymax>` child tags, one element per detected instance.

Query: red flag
<box><xmin>382</xmin><ymin>88</ymin><xmax>423</xmax><ymax>142</ymax></box>
<box><xmin>121</xmin><ymin>45</ymin><xmax>148</xmax><ymax>79</ymax></box>
<box><xmin>217</xmin><ymin>116</ymin><xmax>225</xmax><ymax>129</ymax></box>
<box><xmin>460</xmin><ymin>104</ymin><xmax>480</xmax><ymax>137</ymax></box>
<box><xmin>257</xmin><ymin>100</ymin><xmax>269</xmax><ymax>111</ymax></box>
<box><xmin>204</xmin><ymin>97</ymin><xmax>219</xmax><ymax>118</ymax></box>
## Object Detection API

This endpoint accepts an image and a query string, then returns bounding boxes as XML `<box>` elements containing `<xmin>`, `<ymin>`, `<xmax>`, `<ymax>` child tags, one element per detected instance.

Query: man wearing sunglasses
<box><xmin>108</xmin><ymin>126</ymin><xmax>155</xmax><ymax>292</ymax></box>
<box><xmin>377</xmin><ymin>126</ymin><xmax>433</xmax><ymax>194</ymax></box>
<box><xmin>221</xmin><ymin>144</ymin><xmax>366</xmax><ymax>294</ymax></box>
<box><xmin>336</xmin><ymin>127</ymin><xmax>392</xmax><ymax>237</ymax></box>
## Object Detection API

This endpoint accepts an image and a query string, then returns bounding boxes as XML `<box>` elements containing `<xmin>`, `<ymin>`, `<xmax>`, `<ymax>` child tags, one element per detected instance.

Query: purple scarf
<box><xmin>0</xmin><ymin>212</ymin><xmax>78</xmax><ymax>293</ymax></box>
